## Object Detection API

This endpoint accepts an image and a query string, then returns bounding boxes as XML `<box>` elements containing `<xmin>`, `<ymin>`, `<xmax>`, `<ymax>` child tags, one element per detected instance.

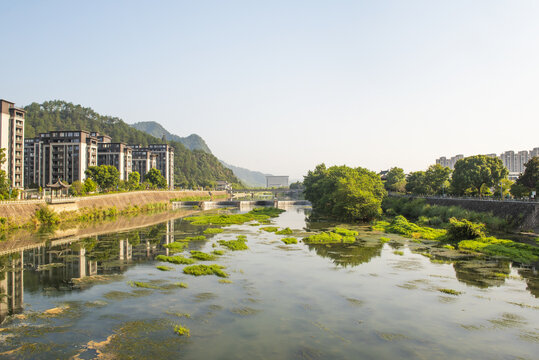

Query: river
<box><xmin>0</xmin><ymin>206</ymin><xmax>537</xmax><ymax>359</ymax></box>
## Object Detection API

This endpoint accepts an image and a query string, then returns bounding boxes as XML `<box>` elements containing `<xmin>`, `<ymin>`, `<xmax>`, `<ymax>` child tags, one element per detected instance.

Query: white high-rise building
<box><xmin>0</xmin><ymin>99</ymin><xmax>25</xmax><ymax>189</ymax></box>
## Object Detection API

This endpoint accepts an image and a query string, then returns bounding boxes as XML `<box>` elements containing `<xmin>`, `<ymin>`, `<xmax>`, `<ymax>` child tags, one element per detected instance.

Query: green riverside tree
<box><xmin>450</xmin><ymin>155</ymin><xmax>508</xmax><ymax>196</ymax></box>
<box><xmin>145</xmin><ymin>168</ymin><xmax>167</xmax><ymax>189</ymax></box>
<box><xmin>303</xmin><ymin>164</ymin><xmax>387</xmax><ymax>222</ymax></box>
<box><xmin>384</xmin><ymin>167</ymin><xmax>406</xmax><ymax>192</ymax></box>
<box><xmin>85</xmin><ymin>165</ymin><xmax>120</xmax><ymax>192</ymax></box>
<box><xmin>515</xmin><ymin>156</ymin><xmax>539</xmax><ymax>192</ymax></box>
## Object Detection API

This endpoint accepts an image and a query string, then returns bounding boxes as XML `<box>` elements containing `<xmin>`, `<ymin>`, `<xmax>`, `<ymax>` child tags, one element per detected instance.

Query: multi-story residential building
<box><xmin>131</xmin><ymin>148</ymin><xmax>158</xmax><ymax>182</ymax></box>
<box><xmin>436</xmin><ymin>147</ymin><xmax>539</xmax><ymax>178</ymax></box>
<box><xmin>93</xmin><ymin>132</ymin><xmax>133</xmax><ymax>181</ymax></box>
<box><xmin>147</xmin><ymin>144</ymin><xmax>174</xmax><ymax>190</ymax></box>
<box><xmin>24</xmin><ymin>138</ymin><xmax>39</xmax><ymax>187</ymax></box>
<box><xmin>24</xmin><ymin>131</ymin><xmax>99</xmax><ymax>187</ymax></box>
<box><xmin>130</xmin><ymin>144</ymin><xmax>174</xmax><ymax>189</ymax></box>
<box><xmin>0</xmin><ymin>100</ymin><xmax>25</xmax><ymax>189</ymax></box>
<box><xmin>435</xmin><ymin>154</ymin><xmax>463</xmax><ymax>170</ymax></box>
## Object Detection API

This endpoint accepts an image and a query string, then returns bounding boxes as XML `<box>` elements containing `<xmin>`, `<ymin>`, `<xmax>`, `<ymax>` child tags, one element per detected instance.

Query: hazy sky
<box><xmin>2</xmin><ymin>1</ymin><xmax>539</xmax><ymax>179</ymax></box>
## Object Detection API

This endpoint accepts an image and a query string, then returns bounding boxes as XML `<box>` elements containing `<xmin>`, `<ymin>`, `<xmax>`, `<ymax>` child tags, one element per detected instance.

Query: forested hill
<box><xmin>23</xmin><ymin>100</ymin><xmax>241</xmax><ymax>188</ymax></box>
<box><xmin>131</xmin><ymin>121</ymin><xmax>212</xmax><ymax>154</ymax></box>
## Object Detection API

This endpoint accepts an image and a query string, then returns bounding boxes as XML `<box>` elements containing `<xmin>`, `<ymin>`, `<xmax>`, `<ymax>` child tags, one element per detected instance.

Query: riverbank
<box><xmin>0</xmin><ymin>190</ymin><xmax>227</xmax><ymax>228</ymax></box>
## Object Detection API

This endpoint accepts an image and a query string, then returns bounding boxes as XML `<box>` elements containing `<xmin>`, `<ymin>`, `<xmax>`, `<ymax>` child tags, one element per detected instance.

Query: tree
<box><xmin>384</xmin><ymin>167</ymin><xmax>406</xmax><ymax>192</ymax></box>
<box><xmin>424</xmin><ymin>164</ymin><xmax>451</xmax><ymax>195</ymax></box>
<box><xmin>85</xmin><ymin>165</ymin><xmax>119</xmax><ymax>192</ymax></box>
<box><xmin>515</xmin><ymin>156</ymin><xmax>539</xmax><ymax>192</ymax></box>
<box><xmin>450</xmin><ymin>155</ymin><xmax>508</xmax><ymax>196</ymax></box>
<box><xmin>83</xmin><ymin>178</ymin><xmax>97</xmax><ymax>193</ymax></box>
<box><xmin>0</xmin><ymin>149</ymin><xmax>10</xmax><ymax>199</ymax></box>
<box><xmin>70</xmin><ymin>180</ymin><xmax>84</xmax><ymax>196</ymax></box>
<box><xmin>493</xmin><ymin>178</ymin><xmax>513</xmax><ymax>198</ymax></box>
<box><xmin>145</xmin><ymin>168</ymin><xmax>167</xmax><ymax>189</ymax></box>
<box><xmin>303</xmin><ymin>164</ymin><xmax>387</xmax><ymax>222</ymax></box>
<box><xmin>127</xmin><ymin>171</ymin><xmax>141</xmax><ymax>190</ymax></box>
<box><xmin>510</xmin><ymin>183</ymin><xmax>531</xmax><ymax>198</ymax></box>
<box><xmin>405</xmin><ymin>171</ymin><xmax>427</xmax><ymax>194</ymax></box>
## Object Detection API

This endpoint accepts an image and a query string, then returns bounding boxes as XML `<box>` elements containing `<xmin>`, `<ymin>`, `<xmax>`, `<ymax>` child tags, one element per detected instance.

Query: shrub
<box><xmin>446</xmin><ymin>218</ymin><xmax>485</xmax><ymax>242</ymax></box>
<box><xmin>34</xmin><ymin>206</ymin><xmax>59</xmax><ymax>226</ymax></box>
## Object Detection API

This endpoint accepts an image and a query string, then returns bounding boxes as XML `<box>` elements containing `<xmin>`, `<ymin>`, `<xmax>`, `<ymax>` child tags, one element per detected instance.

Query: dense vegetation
<box><xmin>303</xmin><ymin>164</ymin><xmax>386</xmax><ymax>222</ymax></box>
<box><xmin>131</xmin><ymin>121</ymin><xmax>212</xmax><ymax>154</ymax></box>
<box><xmin>24</xmin><ymin>100</ymin><xmax>241</xmax><ymax>188</ymax></box>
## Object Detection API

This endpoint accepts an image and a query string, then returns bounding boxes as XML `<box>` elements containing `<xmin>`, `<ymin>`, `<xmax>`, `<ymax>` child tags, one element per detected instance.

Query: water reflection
<box><xmin>306</xmin><ymin>242</ymin><xmax>383</xmax><ymax>267</ymax></box>
<box><xmin>0</xmin><ymin>252</ymin><xmax>24</xmax><ymax>323</ymax></box>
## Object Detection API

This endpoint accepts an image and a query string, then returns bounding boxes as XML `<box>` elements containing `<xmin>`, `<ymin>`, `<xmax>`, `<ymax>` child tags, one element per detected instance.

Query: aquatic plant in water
<box><xmin>183</xmin><ymin>264</ymin><xmax>229</xmax><ymax>277</ymax></box>
<box><xmin>458</xmin><ymin>237</ymin><xmax>539</xmax><ymax>264</ymax></box>
<box><xmin>156</xmin><ymin>255</ymin><xmax>195</xmax><ymax>265</ymax></box>
<box><xmin>261</xmin><ymin>226</ymin><xmax>279</xmax><ymax>232</ymax></box>
<box><xmin>213</xmin><ymin>250</ymin><xmax>224</xmax><ymax>255</ymax></box>
<box><xmin>373</xmin><ymin>215</ymin><xmax>446</xmax><ymax>240</ymax></box>
<box><xmin>156</xmin><ymin>265</ymin><xmax>174</xmax><ymax>271</ymax></box>
<box><xmin>393</xmin><ymin>250</ymin><xmax>404</xmax><ymax>256</ymax></box>
<box><xmin>163</xmin><ymin>242</ymin><xmax>187</xmax><ymax>251</ymax></box>
<box><xmin>281</xmin><ymin>237</ymin><xmax>298</xmax><ymax>244</ymax></box>
<box><xmin>218</xmin><ymin>236</ymin><xmax>249</xmax><ymax>250</ymax></box>
<box><xmin>380</xmin><ymin>237</ymin><xmax>391</xmax><ymax>243</ymax></box>
<box><xmin>439</xmin><ymin>288</ymin><xmax>463</xmax><ymax>296</ymax></box>
<box><xmin>182</xmin><ymin>235</ymin><xmax>206</xmax><ymax>241</ymax></box>
<box><xmin>190</xmin><ymin>250</ymin><xmax>217</xmax><ymax>261</ymax></box>
<box><xmin>203</xmin><ymin>228</ymin><xmax>224</xmax><ymax>234</ymax></box>
<box><xmin>173</xmin><ymin>325</ymin><xmax>190</xmax><ymax>337</ymax></box>
<box><xmin>303</xmin><ymin>228</ymin><xmax>357</xmax><ymax>244</ymax></box>
<box><xmin>184</xmin><ymin>207</ymin><xmax>284</xmax><ymax>225</ymax></box>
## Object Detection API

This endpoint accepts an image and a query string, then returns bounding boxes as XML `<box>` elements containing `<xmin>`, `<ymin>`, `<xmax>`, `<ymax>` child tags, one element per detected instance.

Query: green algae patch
<box><xmin>230</xmin><ymin>307</ymin><xmax>261</xmax><ymax>316</ymax></box>
<box><xmin>333</xmin><ymin>227</ymin><xmax>359</xmax><ymax>237</ymax></box>
<box><xmin>163</xmin><ymin>242</ymin><xmax>187</xmax><ymax>252</ymax></box>
<box><xmin>183</xmin><ymin>235</ymin><xmax>206</xmax><ymax>241</ymax></box>
<box><xmin>393</xmin><ymin>250</ymin><xmax>404</xmax><ymax>256</ymax></box>
<box><xmin>380</xmin><ymin>237</ymin><xmax>391</xmax><ymax>244</ymax></box>
<box><xmin>443</xmin><ymin>244</ymin><xmax>455</xmax><ymax>250</ymax></box>
<box><xmin>190</xmin><ymin>250</ymin><xmax>217</xmax><ymax>261</ymax></box>
<box><xmin>303</xmin><ymin>228</ymin><xmax>358</xmax><ymax>244</ymax></box>
<box><xmin>127</xmin><ymin>281</ymin><xmax>161</xmax><ymax>289</ymax></box>
<box><xmin>178</xmin><ymin>282</ymin><xmax>188</xmax><ymax>288</ymax></box>
<box><xmin>213</xmin><ymin>250</ymin><xmax>225</xmax><ymax>255</ymax></box>
<box><xmin>156</xmin><ymin>255</ymin><xmax>195</xmax><ymax>265</ymax></box>
<box><xmin>183</xmin><ymin>264</ymin><xmax>228</xmax><ymax>277</ymax></box>
<box><xmin>218</xmin><ymin>236</ymin><xmax>249</xmax><ymax>251</ymax></box>
<box><xmin>203</xmin><ymin>228</ymin><xmax>224</xmax><ymax>234</ymax></box>
<box><xmin>219</xmin><ymin>279</ymin><xmax>233</xmax><ymax>284</ymax></box>
<box><xmin>458</xmin><ymin>237</ymin><xmax>539</xmax><ymax>264</ymax></box>
<box><xmin>184</xmin><ymin>207</ymin><xmax>284</xmax><ymax>226</ymax></box>
<box><xmin>261</xmin><ymin>226</ymin><xmax>279</xmax><ymax>232</ymax></box>
<box><xmin>438</xmin><ymin>288</ymin><xmax>463</xmax><ymax>296</ymax></box>
<box><xmin>156</xmin><ymin>265</ymin><xmax>173</xmax><ymax>271</ymax></box>
<box><xmin>282</xmin><ymin>237</ymin><xmax>298</xmax><ymax>245</ymax></box>
<box><xmin>173</xmin><ymin>325</ymin><xmax>190</xmax><ymax>337</ymax></box>
<box><xmin>373</xmin><ymin>215</ymin><xmax>446</xmax><ymax>240</ymax></box>
<box><xmin>276</xmin><ymin>227</ymin><xmax>293</xmax><ymax>235</ymax></box>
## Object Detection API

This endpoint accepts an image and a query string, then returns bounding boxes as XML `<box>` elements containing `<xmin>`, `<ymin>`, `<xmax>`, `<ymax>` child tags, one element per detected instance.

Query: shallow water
<box><xmin>0</xmin><ymin>206</ymin><xmax>538</xmax><ymax>359</ymax></box>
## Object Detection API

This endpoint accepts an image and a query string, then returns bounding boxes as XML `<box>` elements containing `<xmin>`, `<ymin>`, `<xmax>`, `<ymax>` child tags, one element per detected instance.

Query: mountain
<box><xmin>130</xmin><ymin>121</ymin><xmax>272</xmax><ymax>187</ymax></box>
<box><xmin>219</xmin><ymin>161</ymin><xmax>270</xmax><ymax>188</ymax></box>
<box><xmin>24</xmin><ymin>100</ymin><xmax>241</xmax><ymax>188</ymax></box>
<box><xmin>131</xmin><ymin>121</ymin><xmax>212</xmax><ymax>154</ymax></box>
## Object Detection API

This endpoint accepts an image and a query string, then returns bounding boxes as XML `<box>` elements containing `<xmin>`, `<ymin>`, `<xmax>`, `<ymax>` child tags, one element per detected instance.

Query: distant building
<box><xmin>94</xmin><ymin>133</ymin><xmax>133</xmax><ymax>181</ymax></box>
<box><xmin>266</xmin><ymin>175</ymin><xmax>289</xmax><ymax>188</ymax></box>
<box><xmin>25</xmin><ymin>131</ymin><xmax>99</xmax><ymax>187</ymax></box>
<box><xmin>216</xmin><ymin>180</ymin><xmax>231</xmax><ymax>191</ymax></box>
<box><xmin>130</xmin><ymin>144</ymin><xmax>174</xmax><ymax>189</ymax></box>
<box><xmin>131</xmin><ymin>148</ymin><xmax>157</xmax><ymax>182</ymax></box>
<box><xmin>436</xmin><ymin>147</ymin><xmax>539</xmax><ymax>176</ymax></box>
<box><xmin>0</xmin><ymin>100</ymin><xmax>25</xmax><ymax>189</ymax></box>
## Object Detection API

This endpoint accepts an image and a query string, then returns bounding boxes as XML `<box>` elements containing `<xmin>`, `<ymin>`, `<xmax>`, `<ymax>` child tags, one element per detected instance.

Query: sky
<box><xmin>2</xmin><ymin>0</ymin><xmax>539</xmax><ymax>180</ymax></box>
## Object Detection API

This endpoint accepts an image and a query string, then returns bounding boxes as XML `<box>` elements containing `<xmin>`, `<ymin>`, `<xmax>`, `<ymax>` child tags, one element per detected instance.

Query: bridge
<box><xmin>172</xmin><ymin>199</ymin><xmax>310</xmax><ymax>210</ymax></box>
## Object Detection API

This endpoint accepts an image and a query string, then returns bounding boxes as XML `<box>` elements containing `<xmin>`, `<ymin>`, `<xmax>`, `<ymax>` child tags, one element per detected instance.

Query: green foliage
<box><xmin>23</xmin><ymin>100</ymin><xmax>241</xmax><ymax>188</ymax></box>
<box><xmin>373</xmin><ymin>215</ymin><xmax>446</xmax><ymax>240</ymax></box>
<box><xmin>183</xmin><ymin>264</ymin><xmax>228</xmax><ymax>277</ymax></box>
<box><xmin>382</xmin><ymin>197</ymin><xmax>510</xmax><ymax>232</ymax></box>
<box><xmin>156</xmin><ymin>265</ymin><xmax>173</xmax><ymax>271</ymax></box>
<box><xmin>405</xmin><ymin>171</ymin><xmax>427</xmax><ymax>195</ymax></box>
<box><xmin>190</xmin><ymin>250</ymin><xmax>216</xmax><ymax>261</ymax></box>
<box><xmin>379</xmin><ymin>237</ymin><xmax>391</xmax><ymax>243</ymax></box>
<box><xmin>155</xmin><ymin>255</ymin><xmax>195</xmax><ymax>265</ymax></box>
<box><xmin>203</xmin><ymin>228</ymin><xmax>224</xmax><ymax>234</ymax></box>
<box><xmin>261</xmin><ymin>226</ymin><xmax>279</xmax><ymax>232</ymax></box>
<box><xmin>303</xmin><ymin>228</ymin><xmax>358</xmax><ymax>244</ymax></box>
<box><xmin>513</xmin><ymin>156</ymin><xmax>539</xmax><ymax>195</ymax></box>
<box><xmin>303</xmin><ymin>164</ymin><xmax>387</xmax><ymax>222</ymax></box>
<box><xmin>446</xmin><ymin>218</ymin><xmax>486</xmax><ymax>242</ymax></box>
<box><xmin>185</xmin><ymin>207</ymin><xmax>284</xmax><ymax>225</ymax></box>
<box><xmin>182</xmin><ymin>235</ymin><xmax>206</xmax><ymax>241</ymax></box>
<box><xmin>34</xmin><ymin>206</ymin><xmax>59</xmax><ymax>226</ymax></box>
<box><xmin>85</xmin><ymin>165</ymin><xmax>120</xmax><ymax>192</ymax></box>
<box><xmin>450</xmin><ymin>155</ymin><xmax>508</xmax><ymax>195</ymax></box>
<box><xmin>384</xmin><ymin>167</ymin><xmax>406</xmax><ymax>192</ymax></box>
<box><xmin>163</xmin><ymin>242</ymin><xmax>188</xmax><ymax>252</ymax></box>
<box><xmin>173</xmin><ymin>325</ymin><xmax>190</xmax><ymax>337</ymax></box>
<box><xmin>275</xmin><ymin>227</ymin><xmax>293</xmax><ymax>235</ymax></box>
<box><xmin>458</xmin><ymin>237</ymin><xmax>539</xmax><ymax>264</ymax></box>
<box><xmin>69</xmin><ymin>180</ymin><xmax>84</xmax><ymax>196</ymax></box>
<box><xmin>212</xmin><ymin>250</ymin><xmax>225</xmax><ymax>255</ymax></box>
<box><xmin>405</xmin><ymin>165</ymin><xmax>452</xmax><ymax>195</ymax></box>
<box><xmin>83</xmin><ymin>178</ymin><xmax>97</xmax><ymax>193</ymax></box>
<box><xmin>146</xmin><ymin>168</ymin><xmax>167</xmax><ymax>189</ymax></box>
<box><xmin>218</xmin><ymin>236</ymin><xmax>249</xmax><ymax>250</ymax></box>
<box><xmin>281</xmin><ymin>237</ymin><xmax>298</xmax><ymax>244</ymax></box>
<box><xmin>510</xmin><ymin>183</ymin><xmax>531</xmax><ymax>198</ymax></box>
<box><xmin>127</xmin><ymin>171</ymin><xmax>141</xmax><ymax>190</ymax></box>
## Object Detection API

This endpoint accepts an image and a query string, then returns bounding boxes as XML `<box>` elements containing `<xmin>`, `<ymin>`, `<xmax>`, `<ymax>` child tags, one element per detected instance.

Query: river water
<box><xmin>0</xmin><ymin>206</ymin><xmax>537</xmax><ymax>359</ymax></box>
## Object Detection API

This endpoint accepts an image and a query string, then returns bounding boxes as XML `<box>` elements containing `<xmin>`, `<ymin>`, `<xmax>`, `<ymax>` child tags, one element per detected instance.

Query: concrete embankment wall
<box><xmin>417</xmin><ymin>197</ymin><xmax>539</xmax><ymax>232</ymax></box>
<box><xmin>0</xmin><ymin>191</ymin><xmax>226</xmax><ymax>225</ymax></box>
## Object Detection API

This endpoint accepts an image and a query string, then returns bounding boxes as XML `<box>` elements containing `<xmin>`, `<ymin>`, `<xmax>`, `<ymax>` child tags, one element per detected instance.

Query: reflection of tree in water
<box><xmin>307</xmin><ymin>242</ymin><xmax>382</xmax><ymax>267</ymax></box>
<box><xmin>518</xmin><ymin>268</ymin><xmax>539</xmax><ymax>298</ymax></box>
<box><xmin>453</xmin><ymin>260</ymin><xmax>510</xmax><ymax>288</ymax></box>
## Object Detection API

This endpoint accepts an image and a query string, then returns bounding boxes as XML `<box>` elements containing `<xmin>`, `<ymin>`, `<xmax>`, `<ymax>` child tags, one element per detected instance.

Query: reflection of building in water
<box><xmin>164</xmin><ymin>219</ymin><xmax>174</xmax><ymax>256</ymax></box>
<box><xmin>118</xmin><ymin>239</ymin><xmax>132</xmax><ymax>261</ymax></box>
<box><xmin>0</xmin><ymin>252</ymin><xmax>24</xmax><ymax>323</ymax></box>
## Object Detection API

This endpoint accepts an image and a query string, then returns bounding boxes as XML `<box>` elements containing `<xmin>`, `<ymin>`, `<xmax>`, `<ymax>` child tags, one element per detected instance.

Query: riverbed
<box><xmin>0</xmin><ymin>206</ymin><xmax>537</xmax><ymax>359</ymax></box>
